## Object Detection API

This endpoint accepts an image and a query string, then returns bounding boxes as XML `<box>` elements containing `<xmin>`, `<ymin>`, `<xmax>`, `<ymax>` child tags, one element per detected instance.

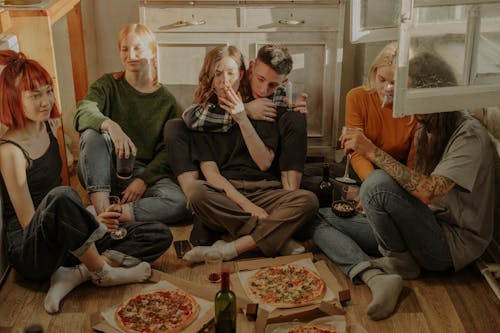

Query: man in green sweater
<box><xmin>74</xmin><ymin>23</ymin><xmax>186</xmax><ymax>229</ymax></box>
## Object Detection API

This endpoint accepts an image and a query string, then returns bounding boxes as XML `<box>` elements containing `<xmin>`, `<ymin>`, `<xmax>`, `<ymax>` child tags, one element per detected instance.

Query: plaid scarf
<box><xmin>182</xmin><ymin>85</ymin><xmax>287</xmax><ymax>133</ymax></box>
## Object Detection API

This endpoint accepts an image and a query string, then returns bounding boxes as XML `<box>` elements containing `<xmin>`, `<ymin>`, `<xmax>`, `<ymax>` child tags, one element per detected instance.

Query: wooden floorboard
<box><xmin>1</xmin><ymin>223</ymin><xmax>500</xmax><ymax>332</ymax></box>
<box><xmin>1</xmin><ymin>172</ymin><xmax>499</xmax><ymax>332</ymax></box>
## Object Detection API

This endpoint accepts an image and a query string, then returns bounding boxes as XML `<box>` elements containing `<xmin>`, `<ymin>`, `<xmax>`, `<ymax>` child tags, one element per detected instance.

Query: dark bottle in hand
<box><xmin>215</xmin><ymin>268</ymin><xmax>236</xmax><ymax>333</ymax></box>
<box><xmin>318</xmin><ymin>163</ymin><xmax>333</xmax><ymax>207</ymax></box>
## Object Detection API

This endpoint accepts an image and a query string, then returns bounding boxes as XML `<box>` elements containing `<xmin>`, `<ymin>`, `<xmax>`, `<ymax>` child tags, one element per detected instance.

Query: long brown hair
<box><xmin>194</xmin><ymin>45</ymin><xmax>250</xmax><ymax>106</ymax></box>
<box><xmin>410</xmin><ymin>52</ymin><xmax>462</xmax><ymax>175</ymax></box>
<box><xmin>0</xmin><ymin>50</ymin><xmax>60</xmax><ymax>129</ymax></box>
<box><xmin>117</xmin><ymin>23</ymin><xmax>159</xmax><ymax>85</ymax></box>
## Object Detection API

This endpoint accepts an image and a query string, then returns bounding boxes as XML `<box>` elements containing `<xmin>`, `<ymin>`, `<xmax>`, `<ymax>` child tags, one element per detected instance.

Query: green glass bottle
<box><xmin>215</xmin><ymin>267</ymin><xmax>236</xmax><ymax>333</ymax></box>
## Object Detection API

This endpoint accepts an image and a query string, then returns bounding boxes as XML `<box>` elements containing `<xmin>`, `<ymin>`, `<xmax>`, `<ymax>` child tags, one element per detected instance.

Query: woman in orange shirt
<box><xmin>345</xmin><ymin>42</ymin><xmax>416</xmax><ymax>181</ymax></box>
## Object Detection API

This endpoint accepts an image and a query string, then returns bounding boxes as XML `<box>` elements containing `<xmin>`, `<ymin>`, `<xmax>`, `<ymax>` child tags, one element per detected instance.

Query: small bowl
<box><xmin>331</xmin><ymin>200</ymin><xmax>356</xmax><ymax>218</ymax></box>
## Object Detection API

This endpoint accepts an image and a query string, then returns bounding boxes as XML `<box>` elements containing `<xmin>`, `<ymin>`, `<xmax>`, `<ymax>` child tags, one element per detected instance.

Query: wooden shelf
<box><xmin>0</xmin><ymin>0</ymin><xmax>87</xmax><ymax>185</ymax></box>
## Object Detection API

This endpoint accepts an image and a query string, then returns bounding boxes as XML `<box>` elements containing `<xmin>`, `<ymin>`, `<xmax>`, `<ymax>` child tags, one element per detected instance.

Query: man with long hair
<box><xmin>311</xmin><ymin>52</ymin><xmax>495</xmax><ymax>320</ymax></box>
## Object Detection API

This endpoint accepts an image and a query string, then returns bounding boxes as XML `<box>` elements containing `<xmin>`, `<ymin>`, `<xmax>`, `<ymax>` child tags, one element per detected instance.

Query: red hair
<box><xmin>0</xmin><ymin>50</ymin><xmax>60</xmax><ymax>129</ymax></box>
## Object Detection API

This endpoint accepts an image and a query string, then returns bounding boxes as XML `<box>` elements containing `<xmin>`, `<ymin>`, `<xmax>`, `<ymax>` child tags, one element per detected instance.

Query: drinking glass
<box><xmin>335</xmin><ymin>126</ymin><xmax>357</xmax><ymax>184</ymax></box>
<box><xmin>204</xmin><ymin>249</ymin><xmax>223</xmax><ymax>283</ymax></box>
<box><xmin>109</xmin><ymin>195</ymin><xmax>127</xmax><ymax>240</ymax></box>
<box><xmin>116</xmin><ymin>154</ymin><xmax>135</xmax><ymax>180</ymax></box>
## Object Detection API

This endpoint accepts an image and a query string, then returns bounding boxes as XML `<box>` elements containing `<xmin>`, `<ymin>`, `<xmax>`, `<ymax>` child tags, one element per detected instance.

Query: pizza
<box><xmin>115</xmin><ymin>289</ymin><xmax>200</xmax><ymax>333</ymax></box>
<box><xmin>246</xmin><ymin>264</ymin><xmax>326</xmax><ymax>308</ymax></box>
<box><xmin>284</xmin><ymin>324</ymin><xmax>340</xmax><ymax>333</ymax></box>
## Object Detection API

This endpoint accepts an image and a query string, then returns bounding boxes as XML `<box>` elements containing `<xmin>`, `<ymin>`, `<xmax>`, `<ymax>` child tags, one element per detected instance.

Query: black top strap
<box><xmin>0</xmin><ymin>121</ymin><xmax>54</xmax><ymax>165</ymax></box>
<box><xmin>0</xmin><ymin>138</ymin><xmax>32</xmax><ymax>163</ymax></box>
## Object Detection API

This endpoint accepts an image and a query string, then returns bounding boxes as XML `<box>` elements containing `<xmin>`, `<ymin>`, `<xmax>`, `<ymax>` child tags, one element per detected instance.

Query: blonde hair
<box><xmin>117</xmin><ymin>23</ymin><xmax>158</xmax><ymax>85</ymax></box>
<box><xmin>194</xmin><ymin>45</ymin><xmax>250</xmax><ymax>106</ymax></box>
<box><xmin>363</xmin><ymin>42</ymin><xmax>398</xmax><ymax>92</ymax></box>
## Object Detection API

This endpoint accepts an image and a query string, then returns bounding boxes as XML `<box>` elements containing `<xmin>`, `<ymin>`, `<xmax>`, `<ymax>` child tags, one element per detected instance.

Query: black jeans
<box><xmin>6</xmin><ymin>186</ymin><xmax>172</xmax><ymax>281</ymax></box>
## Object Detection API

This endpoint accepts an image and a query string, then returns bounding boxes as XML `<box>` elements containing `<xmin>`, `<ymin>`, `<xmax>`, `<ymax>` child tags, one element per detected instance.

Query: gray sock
<box><xmin>371</xmin><ymin>251</ymin><xmax>420</xmax><ymax>280</ymax></box>
<box><xmin>360</xmin><ymin>268</ymin><xmax>403</xmax><ymax>320</ymax></box>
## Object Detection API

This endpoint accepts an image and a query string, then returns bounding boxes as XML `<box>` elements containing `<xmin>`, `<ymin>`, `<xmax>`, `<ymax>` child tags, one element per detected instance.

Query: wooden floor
<box><xmin>1</xmin><ymin>221</ymin><xmax>500</xmax><ymax>333</ymax></box>
<box><xmin>1</xmin><ymin>171</ymin><xmax>500</xmax><ymax>332</ymax></box>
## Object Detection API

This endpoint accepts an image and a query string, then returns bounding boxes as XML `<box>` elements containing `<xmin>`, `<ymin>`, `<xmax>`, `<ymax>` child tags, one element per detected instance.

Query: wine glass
<box><xmin>109</xmin><ymin>195</ymin><xmax>127</xmax><ymax>240</ymax></box>
<box><xmin>335</xmin><ymin>126</ymin><xmax>357</xmax><ymax>184</ymax></box>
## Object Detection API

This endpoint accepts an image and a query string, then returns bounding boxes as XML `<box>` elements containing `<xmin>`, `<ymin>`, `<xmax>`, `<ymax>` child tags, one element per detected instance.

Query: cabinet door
<box><xmin>154</xmin><ymin>33</ymin><xmax>236</xmax><ymax>110</ymax></box>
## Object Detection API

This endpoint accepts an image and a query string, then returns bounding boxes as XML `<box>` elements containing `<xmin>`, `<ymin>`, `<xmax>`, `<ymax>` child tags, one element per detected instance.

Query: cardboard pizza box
<box><xmin>92</xmin><ymin>269</ymin><xmax>218</xmax><ymax>333</ymax></box>
<box><xmin>232</xmin><ymin>253</ymin><xmax>350</xmax><ymax>333</ymax></box>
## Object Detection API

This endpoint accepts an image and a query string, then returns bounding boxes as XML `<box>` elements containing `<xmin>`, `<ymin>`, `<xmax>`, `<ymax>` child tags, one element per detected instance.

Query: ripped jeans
<box><xmin>78</xmin><ymin>129</ymin><xmax>186</xmax><ymax>225</ymax></box>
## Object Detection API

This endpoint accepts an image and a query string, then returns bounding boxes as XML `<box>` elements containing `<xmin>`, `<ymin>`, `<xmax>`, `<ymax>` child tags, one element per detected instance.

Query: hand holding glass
<box><xmin>109</xmin><ymin>195</ymin><xmax>127</xmax><ymax>240</ymax></box>
<box><xmin>116</xmin><ymin>153</ymin><xmax>135</xmax><ymax>180</ymax></box>
<box><xmin>335</xmin><ymin>126</ymin><xmax>357</xmax><ymax>184</ymax></box>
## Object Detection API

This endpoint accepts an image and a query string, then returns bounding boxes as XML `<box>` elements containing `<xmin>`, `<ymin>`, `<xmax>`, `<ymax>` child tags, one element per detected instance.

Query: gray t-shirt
<box><xmin>432</xmin><ymin>112</ymin><xmax>495</xmax><ymax>271</ymax></box>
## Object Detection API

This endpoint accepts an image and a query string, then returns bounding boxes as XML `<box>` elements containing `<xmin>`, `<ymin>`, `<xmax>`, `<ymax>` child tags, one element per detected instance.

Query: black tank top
<box><xmin>0</xmin><ymin>122</ymin><xmax>62</xmax><ymax>220</ymax></box>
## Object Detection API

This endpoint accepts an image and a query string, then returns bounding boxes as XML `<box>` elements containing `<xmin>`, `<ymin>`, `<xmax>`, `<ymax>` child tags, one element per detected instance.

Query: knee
<box><xmin>184</xmin><ymin>180</ymin><xmax>209</xmax><ymax>209</ymax></box>
<box><xmin>164</xmin><ymin>119</ymin><xmax>188</xmax><ymax>145</ymax></box>
<box><xmin>46</xmin><ymin>186</ymin><xmax>80</xmax><ymax>204</ymax></box>
<box><xmin>279</xmin><ymin>112</ymin><xmax>307</xmax><ymax>137</ymax></box>
<box><xmin>297</xmin><ymin>189</ymin><xmax>320</xmax><ymax>216</ymax></box>
<box><xmin>360</xmin><ymin>170</ymin><xmax>396</xmax><ymax>206</ymax></box>
<box><xmin>79</xmin><ymin>129</ymin><xmax>108</xmax><ymax>158</ymax></box>
<box><xmin>79</xmin><ymin>129</ymin><xmax>104</xmax><ymax>148</ymax></box>
<box><xmin>157</xmin><ymin>224</ymin><xmax>174</xmax><ymax>250</ymax></box>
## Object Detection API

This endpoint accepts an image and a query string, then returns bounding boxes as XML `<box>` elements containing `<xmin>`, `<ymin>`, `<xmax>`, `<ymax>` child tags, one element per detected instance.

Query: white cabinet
<box><xmin>139</xmin><ymin>0</ymin><xmax>345</xmax><ymax>158</ymax></box>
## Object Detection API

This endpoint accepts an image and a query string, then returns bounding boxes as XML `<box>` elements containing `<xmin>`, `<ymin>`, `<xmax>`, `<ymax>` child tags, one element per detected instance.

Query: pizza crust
<box><xmin>115</xmin><ymin>289</ymin><xmax>200</xmax><ymax>333</ymax></box>
<box><xmin>284</xmin><ymin>323</ymin><xmax>340</xmax><ymax>333</ymax></box>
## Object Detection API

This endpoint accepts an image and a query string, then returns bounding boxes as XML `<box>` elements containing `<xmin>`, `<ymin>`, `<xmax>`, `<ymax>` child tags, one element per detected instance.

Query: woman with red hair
<box><xmin>0</xmin><ymin>51</ymin><xmax>171</xmax><ymax>314</ymax></box>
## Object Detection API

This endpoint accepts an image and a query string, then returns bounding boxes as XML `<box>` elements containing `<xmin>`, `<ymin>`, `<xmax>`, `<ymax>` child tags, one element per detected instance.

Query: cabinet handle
<box><xmin>278</xmin><ymin>19</ymin><xmax>305</xmax><ymax>25</ymax></box>
<box><xmin>174</xmin><ymin>19</ymin><xmax>206</xmax><ymax>27</ymax></box>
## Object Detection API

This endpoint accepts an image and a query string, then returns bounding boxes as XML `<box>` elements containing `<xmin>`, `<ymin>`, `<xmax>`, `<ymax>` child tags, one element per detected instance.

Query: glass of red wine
<box><xmin>204</xmin><ymin>250</ymin><xmax>222</xmax><ymax>283</ymax></box>
<box><xmin>109</xmin><ymin>195</ymin><xmax>127</xmax><ymax>240</ymax></box>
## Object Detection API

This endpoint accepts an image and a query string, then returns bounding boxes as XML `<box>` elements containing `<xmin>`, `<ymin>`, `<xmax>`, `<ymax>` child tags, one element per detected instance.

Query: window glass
<box><xmin>474</xmin><ymin>3</ymin><xmax>500</xmax><ymax>84</ymax></box>
<box><xmin>361</xmin><ymin>0</ymin><xmax>401</xmax><ymax>29</ymax></box>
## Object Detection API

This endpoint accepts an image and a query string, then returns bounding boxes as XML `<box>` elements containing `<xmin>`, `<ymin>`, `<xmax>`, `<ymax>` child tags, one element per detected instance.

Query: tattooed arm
<box><xmin>341</xmin><ymin>128</ymin><xmax>455</xmax><ymax>204</ymax></box>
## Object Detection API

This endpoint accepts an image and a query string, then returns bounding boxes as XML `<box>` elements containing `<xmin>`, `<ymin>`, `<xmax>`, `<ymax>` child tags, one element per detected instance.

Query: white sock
<box><xmin>212</xmin><ymin>240</ymin><xmax>228</xmax><ymax>247</ymax></box>
<box><xmin>279</xmin><ymin>239</ymin><xmax>306</xmax><ymax>256</ymax></box>
<box><xmin>44</xmin><ymin>265</ymin><xmax>91</xmax><ymax>314</ymax></box>
<box><xmin>89</xmin><ymin>262</ymin><xmax>151</xmax><ymax>287</ymax></box>
<box><xmin>183</xmin><ymin>242</ymin><xmax>238</xmax><ymax>263</ymax></box>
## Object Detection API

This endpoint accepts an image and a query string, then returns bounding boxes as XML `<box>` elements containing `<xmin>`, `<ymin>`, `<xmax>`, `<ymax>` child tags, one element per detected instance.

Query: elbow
<box><xmin>257</xmin><ymin>160</ymin><xmax>273</xmax><ymax>172</ymax></box>
<box><xmin>256</xmin><ymin>151</ymin><xmax>275</xmax><ymax>171</ymax></box>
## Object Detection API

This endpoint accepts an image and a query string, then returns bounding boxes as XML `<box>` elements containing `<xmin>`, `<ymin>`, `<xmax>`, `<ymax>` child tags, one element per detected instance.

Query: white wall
<box><xmin>54</xmin><ymin>0</ymin><xmax>138</xmax><ymax>157</ymax></box>
<box><xmin>83</xmin><ymin>0</ymin><xmax>139</xmax><ymax>82</ymax></box>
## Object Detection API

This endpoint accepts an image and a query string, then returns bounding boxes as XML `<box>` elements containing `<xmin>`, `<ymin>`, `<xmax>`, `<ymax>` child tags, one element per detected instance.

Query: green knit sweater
<box><xmin>73</xmin><ymin>73</ymin><xmax>179</xmax><ymax>186</ymax></box>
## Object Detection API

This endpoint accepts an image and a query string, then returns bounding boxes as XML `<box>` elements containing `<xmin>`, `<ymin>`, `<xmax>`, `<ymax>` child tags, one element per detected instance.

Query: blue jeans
<box><xmin>311</xmin><ymin>207</ymin><xmax>380</xmax><ymax>281</ymax></box>
<box><xmin>361</xmin><ymin>170</ymin><xmax>453</xmax><ymax>272</ymax></box>
<box><xmin>6</xmin><ymin>187</ymin><xmax>172</xmax><ymax>281</ymax></box>
<box><xmin>78</xmin><ymin>129</ymin><xmax>187</xmax><ymax>225</ymax></box>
